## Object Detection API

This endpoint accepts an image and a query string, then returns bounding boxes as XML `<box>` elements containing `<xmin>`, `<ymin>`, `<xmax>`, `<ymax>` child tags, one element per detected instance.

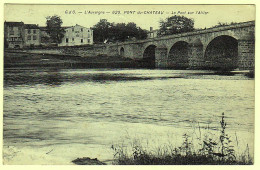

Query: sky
<box><xmin>4</xmin><ymin>4</ymin><xmax>255</xmax><ymax>30</ymax></box>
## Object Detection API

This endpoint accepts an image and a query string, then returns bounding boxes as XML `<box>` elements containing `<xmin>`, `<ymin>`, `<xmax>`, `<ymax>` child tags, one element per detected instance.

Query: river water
<box><xmin>3</xmin><ymin>68</ymin><xmax>254</xmax><ymax>164</ymax></box>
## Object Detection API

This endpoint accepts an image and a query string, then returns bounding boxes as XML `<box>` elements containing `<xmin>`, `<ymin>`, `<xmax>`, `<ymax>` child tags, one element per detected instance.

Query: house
<box><xmin>4</xmin><ymin>22</ymin><xmax>41</xmax><ymax>48</ymax></box>
<box><xmin>147</xmin><ymin>27</ymin><xmax>158</xmax><ymax>39</ymax></box>
<box><xmin>4</xmin><ymin>22</ymin><xmax>94</xmax><ymax>48</ymax></box>
<box><xmin>24</xmin><ymin>24</ymin><xmax>41</xmax><ymax>47</ymax></box>
<box><xmin>4</xmin><ymin>21</ymin><xmax>25</xmax><ymax>48</ymax></box>
<box><xmin>59</xmin><ymin>24</ymin><xmax>93</xmax><ymax>46</ymax></box>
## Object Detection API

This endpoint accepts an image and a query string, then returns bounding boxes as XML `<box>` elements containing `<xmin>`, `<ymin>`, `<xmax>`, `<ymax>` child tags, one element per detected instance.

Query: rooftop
<box><xmin>24</xmin><ymin>24</ymin><xmax>40</xmax><ymax>29</ymax></box>
<box><xmin>4</xmin><ymin>21</ymin><xmax>24</xmax><ymax>26</ymax></box>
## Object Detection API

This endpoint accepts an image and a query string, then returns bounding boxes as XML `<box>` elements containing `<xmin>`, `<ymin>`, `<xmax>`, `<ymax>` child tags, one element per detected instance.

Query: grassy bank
<box><xmin>110</xmin><ymin>113</ymin><xmax>253</xmax><ymax>165</ymax></box>
<box><xmin>4</xmin><ymin>51</ymin><xmax>144</xmax><ymax>69</ymax></box>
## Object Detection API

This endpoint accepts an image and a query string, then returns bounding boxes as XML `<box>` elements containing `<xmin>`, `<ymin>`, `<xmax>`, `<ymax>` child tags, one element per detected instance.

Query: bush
<box><xmin>112</xmin><ymin>113</ymin><xmax>253</xmax><ymax>165</ymax></box>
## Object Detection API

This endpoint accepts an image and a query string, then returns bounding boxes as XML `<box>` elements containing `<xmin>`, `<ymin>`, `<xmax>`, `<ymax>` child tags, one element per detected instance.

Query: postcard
<box><xmin>1</xmin><ymin>1</ymin><xmax>258</xmax><ymax>168</ymax></box>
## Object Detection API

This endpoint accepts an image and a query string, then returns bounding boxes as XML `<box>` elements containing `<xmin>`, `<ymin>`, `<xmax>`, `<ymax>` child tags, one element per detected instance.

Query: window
<box><xmin>81</xmin><ymin>39</ymin><xmax>83</xmax><ymax>43</ymax></box>
<box><xmin>72</xmin><ymin>38</ymin><xmax>74</xmax><ymax>41</ymax></box>
<box><xmin>88</xmin><ymin>34</ymin><xmax>90</xmax><ymax>38</ymax></box>
<box><xmin>88</xmin><ymin>39</ymin><xmax>90</xmax><ymax>43</ymax></box>
<box><xmin>28</xmin><ymin>36</ymin><xmax>31</xmax><ymax>40</ymax></box>
<box><xmin>66</xmin><ymin>38</ymin><xmax>69</xmax><ymax>43</ymax></box>
<box><xmin>88</xmin><ymin>30</ymin><xmax>90</xmax><ymax>32</ymax></box>
<box><xmin>28</xmin><ymin>29</ymin><xmax>31</xmax><ymax>34</ymax></box>
<box><xmin>33</xmin><ymin>35</ymin><xmax>37</xmax><ymax>40</ymax></box>
<box><xmin>33</xmin><ymin>30</ymin><xmax>36</xmax><ymax>34</ymax></box>
<box><xmin>81</xmin><ymin>28</ymin><xmax>83</xmax><ymax>32</ymax></box>
<box><xmin>72</xmin><ymin>28</ymin><xmax>74</xmax><ymax>32</ymax></box>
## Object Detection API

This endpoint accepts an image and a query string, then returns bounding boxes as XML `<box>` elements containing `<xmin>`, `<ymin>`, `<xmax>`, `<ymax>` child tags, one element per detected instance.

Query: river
<box><xmin>3</xmin><ymin>68</ymin><xmax>254</xmax><ymax>164</ymax></box>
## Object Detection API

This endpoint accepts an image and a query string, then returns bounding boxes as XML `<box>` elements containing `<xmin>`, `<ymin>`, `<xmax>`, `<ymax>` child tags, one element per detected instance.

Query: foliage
<box><xmin>200</xmin><ymin>112</ymin><xmax>236</xmax><ymax>161</ymax></box>
<box><xmin>92</xmin><ymin>19</ymin><xmax>148</xmax><ymax>43</ymax></box>
<box><xmin>112</xmin><ymin>112</ymin><xmax>253</xmax><ymax>165</ymax></box>
<box><xmin>45</xmin><ymin>15</ymin><xmax>65</xmax><ymax>44</ymax></box>
<box><xmin>92</xmin><ymin>19</ymin><xmax>113</xmax><ymax>43</ymax></box>
<box><xmin>40</xmin><ymin>30</ymin><xmax>52</xmax><ymax>44</ymax></box>
<box><xmin>211</xmin><ymin>22</ymin><xmax>238</xmax><ymax>28</ymax></box>
<box><xmin>158</xmin><ymin>15</ymin><xmax>195</xmax><ymax>36</ymax></box>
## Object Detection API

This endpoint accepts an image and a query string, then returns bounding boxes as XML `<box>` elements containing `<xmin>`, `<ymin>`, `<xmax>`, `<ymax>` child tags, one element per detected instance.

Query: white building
<box><xmin>59</xmin><ymin>24</ymin><xmax>93</xmax><ymax>46</ymax></box>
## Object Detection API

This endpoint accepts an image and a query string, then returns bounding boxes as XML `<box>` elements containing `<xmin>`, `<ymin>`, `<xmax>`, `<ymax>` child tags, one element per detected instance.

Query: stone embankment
<box><xmin>4</xmin><ymin>49</ymin><xmax>144</xmax><ymax>69</ymax></box>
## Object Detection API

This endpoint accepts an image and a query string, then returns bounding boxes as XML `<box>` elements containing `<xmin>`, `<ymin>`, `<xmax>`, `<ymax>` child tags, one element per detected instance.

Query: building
<box><xmin>4</xmin><ymin>22</ymin><xmax>41</xmax><ymax>48</ymax></box>
<box><xmin>24</xmin><ymin>24</ymin><xmax>41</xmax><ymax>47</ymax></box>
<box><xmin>4</xmin><ymin>21</ymin><xmax>25</xmax><ymax>48</ymax></box>
<box><xmin>4</xmin><ymin>22</ymin><xmax>94</xmax><ymax>48</ymax></box>
<box><xmin>147</xmin><ymin>27</ymin><xmax>158</xmax><ymax>39</ymax></box>
<box><xmin>59</xmin><ymin>24</ymin><xmax>93</xmax><ymax>46</ymax></box>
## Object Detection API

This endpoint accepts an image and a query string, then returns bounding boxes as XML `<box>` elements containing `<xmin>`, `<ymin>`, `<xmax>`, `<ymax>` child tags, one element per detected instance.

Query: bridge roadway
<box><xmin>106</xmin><ymin>21</ymin><xmax>255</xmax><ymax>70</ymax></box>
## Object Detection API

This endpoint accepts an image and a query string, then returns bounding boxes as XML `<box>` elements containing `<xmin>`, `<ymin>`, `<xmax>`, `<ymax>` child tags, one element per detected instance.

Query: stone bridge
<box><xmin>106</xmin><ymin>21</ymin><xmax>255</xmax><ymax>70</ymax></box>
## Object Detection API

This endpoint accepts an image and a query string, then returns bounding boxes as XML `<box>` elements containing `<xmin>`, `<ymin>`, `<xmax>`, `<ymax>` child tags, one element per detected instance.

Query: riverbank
<box><xmin>4</xmin><ymin>51</ymin><xmax>144</xmax><ymax>69</ymax></box>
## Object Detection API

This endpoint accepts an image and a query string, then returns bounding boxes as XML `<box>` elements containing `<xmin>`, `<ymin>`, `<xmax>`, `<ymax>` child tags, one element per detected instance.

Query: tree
<box><xmin>92</xmin><ymin>19</ymin><xmax>113</xmax><ymax>43</ymax></box>
<box><xmin>158</xmin><ymin>15</ymin><xmax>194</xmax><ymax>36</ymax></box>
<box><xmin>136</xmin><ymin>27</ymin><xmax>148</xmax><ymax>40</ymax></box>
<box><xmin>125</xmin><ymin>22</ymin><xmax>148</xmax><ymax>40</ymax></box>
<box><xmin>92</xmin><ymin>19</ymin><xmax>148</xmax><ymax>43</ymax></box>
<box><xmin>45</xmin><ymin>15</ymin><xmax>65</xmax><ymax>44</ymax></box>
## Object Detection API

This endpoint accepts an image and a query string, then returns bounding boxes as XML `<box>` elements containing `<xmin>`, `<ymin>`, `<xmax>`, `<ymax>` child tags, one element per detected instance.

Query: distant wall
<box><xmin>11</xmin><ymin>45</ymin><xmax>109</xmax><ymax>57</ymax></box>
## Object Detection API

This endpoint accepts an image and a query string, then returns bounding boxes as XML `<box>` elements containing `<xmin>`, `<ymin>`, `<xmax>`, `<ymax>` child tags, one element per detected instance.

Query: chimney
<box><xmin>150</xmin><ymin>27</ymin><xmax>153</xmax><ymax>31</ymax></box>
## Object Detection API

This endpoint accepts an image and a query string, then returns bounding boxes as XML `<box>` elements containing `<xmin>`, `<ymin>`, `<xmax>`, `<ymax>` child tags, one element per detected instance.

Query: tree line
<box><xmin>92</xmin><ymin>16</ymin><xmax>195</xmax><ymax>43</ymax></box>
<box><xmin>44</xmin><ymin>15</ymin><xmax>196</xmax><ymax>44</ymax></box>
<box><xmin>92</xmin><ymin>19</ymin><xmax>148</xmax><ymax>43</ymax></box>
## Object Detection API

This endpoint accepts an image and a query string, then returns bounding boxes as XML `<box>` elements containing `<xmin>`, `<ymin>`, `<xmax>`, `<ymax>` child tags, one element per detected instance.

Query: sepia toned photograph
<box><xmin>3</xmin><ymin>4</ymin><xmax>255</xmax><ymax>165</ymax></box>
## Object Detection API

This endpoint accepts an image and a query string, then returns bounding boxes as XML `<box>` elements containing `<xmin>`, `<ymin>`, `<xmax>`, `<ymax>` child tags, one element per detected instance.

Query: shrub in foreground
<box><xmin>112</xmin><ymin>113</ymin><xmax>253</xmax><ymax>165</ymax></box>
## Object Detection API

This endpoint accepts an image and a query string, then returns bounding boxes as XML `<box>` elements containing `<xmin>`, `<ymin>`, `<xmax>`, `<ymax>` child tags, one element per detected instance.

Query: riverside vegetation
<box><xmin>110</xmin><ymin>112</ymin><xmax>253</xmax><ymax>165</ymax></box>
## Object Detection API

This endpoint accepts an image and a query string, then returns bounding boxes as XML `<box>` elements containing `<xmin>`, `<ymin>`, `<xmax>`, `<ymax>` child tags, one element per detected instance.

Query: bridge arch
<box><xmin>168</xmin><ymin>41</ymin><xmax>189</xmax><ymax>69</ymax></box>
<box><xmin>143</xmin><ymin>45</ymin><xmax>157</xmax><ymax>68</ymax></box>
<box><xmin>119</xmin><ymin>47</ymin><xmax>125</xmax><ymax>57</ymax></box>
<box><xmin>204</xmin><ymin>35</ymin><xmax>238</xmax><ymax>70</ymax></box>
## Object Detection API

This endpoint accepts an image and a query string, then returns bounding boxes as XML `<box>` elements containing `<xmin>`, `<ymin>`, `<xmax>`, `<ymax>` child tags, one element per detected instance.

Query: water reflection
<box><xmin>4</xmin><ymin>68</ymin><xmax>252</xmax><ymax>87</ymax></box>
<box><xmin>44</xmin><ymin>69</ymin><xmax>63</xmax><ymax>87</ymax></box>
<box><xmin>4</xmin><ymin>68</ymin><xmax>63</xmax><ymax>87</ymax></box>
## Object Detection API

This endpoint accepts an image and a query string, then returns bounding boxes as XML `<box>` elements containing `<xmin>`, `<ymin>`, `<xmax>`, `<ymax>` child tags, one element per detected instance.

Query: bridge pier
<box><xmin>155</xmin><ymin>46</ymin><xmax>168</xmax><ymax>68</ymax></box>
<box><xmin>238</xmin><ymin>39</ymin><xmax>255</xmax><ymax>70</ymax></box>
<box><xmin>188</xmin><ymin>43</ymin><xmax>204</xmax><ymax>69</ymax></box>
